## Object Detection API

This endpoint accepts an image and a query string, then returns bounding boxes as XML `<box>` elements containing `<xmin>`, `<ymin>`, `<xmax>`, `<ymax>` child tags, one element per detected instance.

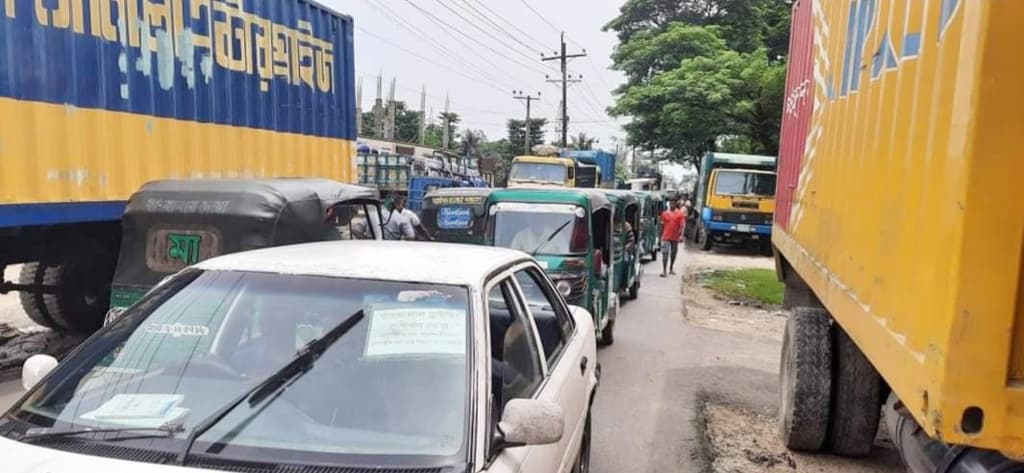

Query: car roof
<box><xmin>195</xmin><ymin>241</ymin><xmax>531</xmax><ymax>286</ymax></box>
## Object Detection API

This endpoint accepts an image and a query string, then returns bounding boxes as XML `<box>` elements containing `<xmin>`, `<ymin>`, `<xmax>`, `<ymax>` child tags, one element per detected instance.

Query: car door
<box><xmin>511</xmin><ymin>265</ymin><xmax>591</xmax><ymax>473</ymax></box>
<box><xmin>483</xmin><ymin>275</ymin><xmax>552</xmax><ymax>473</ymax></box>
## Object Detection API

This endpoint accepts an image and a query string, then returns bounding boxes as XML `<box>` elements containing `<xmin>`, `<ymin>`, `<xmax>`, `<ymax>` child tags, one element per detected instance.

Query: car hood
<box><xmin>0</xmin><ymin>436</ymin><xmax>212</xmax><ymax>473</ymax></box>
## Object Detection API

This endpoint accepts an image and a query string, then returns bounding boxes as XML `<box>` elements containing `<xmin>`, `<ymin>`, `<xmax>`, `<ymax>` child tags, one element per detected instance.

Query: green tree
<box><xmin>505</xmin><ymin>118</ymin><xmax>548</xmax><ymax>154</ymax></box>
<box><xmin>570</xmin><ymin>132</ymin><xmax>597</xmax><ymax>150</ymax></box>
<box><xmin>423</xmin><ymin>112</ymin><xmax>462</xmax><ymax>150</ymax></box>
<box><xmin>606</xmin><ymin>0</ymin><xmax>791</xmax><ymax>168</ymax></box>
<box><xmin>360</xmin><ymin>101</ymin><xmax>424</xmax><ymax>143</ymax></box>
<box><xmin>461</xmin><ymin>129</ymin><xmax>486</xmax><ymax>157</ymax></box>
<box><xmin>605</xmin><ymin>0</ymin><xmax>792</xmax><ymax>59</ymax></box>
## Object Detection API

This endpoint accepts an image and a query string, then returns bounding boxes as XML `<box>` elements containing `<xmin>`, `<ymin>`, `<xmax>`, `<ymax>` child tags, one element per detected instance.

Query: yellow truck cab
<box><xmin>508</xmin><ymin>156</ymin><xmax>576</xmax><ymax>188</ymax></box>
<box><xmin>693</xmin><ymin>153</ymin><xmax>777</xmax><ymax>254</ymax></box>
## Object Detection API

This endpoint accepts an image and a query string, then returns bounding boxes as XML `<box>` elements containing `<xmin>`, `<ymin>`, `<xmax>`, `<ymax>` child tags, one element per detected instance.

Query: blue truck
<box><xmin>564</xmin><ymin>150</ymin><xmax>617</xmax><ymax>188</ymax></box>
<box><xmin>0</xmin><ymin>0</ymin><xmax>357</xmax><ymax>332</ymax></box>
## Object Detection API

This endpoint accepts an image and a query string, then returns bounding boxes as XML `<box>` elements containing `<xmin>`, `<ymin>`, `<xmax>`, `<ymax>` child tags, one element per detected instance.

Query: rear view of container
<box><xmin>774</xmin><ymin>0</ymin><xmax>1024</xmax><ymax>468</ymax></box>
<box><xmin>0</xmin><ymin>0</ymin><xmax>356</xmax><ymax>332</ymax></box>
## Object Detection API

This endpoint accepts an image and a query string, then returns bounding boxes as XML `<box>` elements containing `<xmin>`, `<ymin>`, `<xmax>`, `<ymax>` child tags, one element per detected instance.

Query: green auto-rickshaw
<box><xmin>421</xmin><ymin>187</ymin><xmax>494</xmax><ymax>244</ymax></box>
<box><xmin>599</xmin><ymin>190</ymin><xmax>643</xmax><ymax>301</ymax></box>
<box><xmin>486</xmin><ymin>188</ymin><xmax>619</xmax><ymax>345</ymax></box>
<box><xmin>634</xmin><ymin>191</ymin><xmax>663</xmax><ymax>262</ymax></box>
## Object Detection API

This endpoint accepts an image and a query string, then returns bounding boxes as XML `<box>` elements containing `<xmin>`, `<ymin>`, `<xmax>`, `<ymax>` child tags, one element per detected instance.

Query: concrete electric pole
<box><xmin>542</xmin><ymin>32</ymin><xmax>586</xmax><ymax>149</ymax></box>
<box><xmin>513</xmin><ymin>91</ymin><xmax>541</xmax><ymax>154</ymax></box>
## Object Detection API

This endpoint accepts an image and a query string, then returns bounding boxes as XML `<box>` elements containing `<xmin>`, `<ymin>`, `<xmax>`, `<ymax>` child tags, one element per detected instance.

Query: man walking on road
<box><xmin>660</xmin><ymin>199</ymin><xmax>686</xmax><ymax>277</ymax></box>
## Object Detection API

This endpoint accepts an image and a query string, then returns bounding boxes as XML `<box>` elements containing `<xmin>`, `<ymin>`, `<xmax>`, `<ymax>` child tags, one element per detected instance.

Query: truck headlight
<box><xmin>556</xmin><ymin>280</ymin><xmax>573</xmax><ymax>297</ymax></box>
<box><xmin>712</xmin><ymin>214</ymin><xmax>723</xmax><ymax>221</ymax></box>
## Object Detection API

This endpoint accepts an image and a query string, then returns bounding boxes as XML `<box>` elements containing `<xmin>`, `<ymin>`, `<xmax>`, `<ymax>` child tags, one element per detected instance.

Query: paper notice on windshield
<box><xmin>81</xmin><ymin>394</ymin><xmax>190</xmax><ymax>429</ymax></box>
<box><xmin>365</xmin><ymin>308</ymin><xmax>466</xmax><ymax>357</ymax></box>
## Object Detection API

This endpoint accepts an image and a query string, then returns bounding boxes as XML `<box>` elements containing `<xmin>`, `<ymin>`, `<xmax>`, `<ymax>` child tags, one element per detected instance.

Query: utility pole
<box><xmin>355</xmin><ymin>77</ymin><xmax>363</xmax><ymax>136</ymax></box>
<box><xmin>418</xmin><ymin>85</ymin><xmax>427</xmax><ymax>145</ymax></box>
<box><xmin>442</xmin><ymin>94</ymin><xmax>451</xmax><ymax>150</ymax></box>
<box><xmin>373</xmin><ymin>74</ymin><xmax>384</xmax><ymax>138</ymax></box>
<box><xmin>542</xmin><ymin>32</ymin><xmax>586</xmax><ymax>149</ymax></box>
<box><xmin>384</xmin><ymin>78</ymin><xmax>396</xmax><ymax>140</ymax></box>
<box><xmin>513</xmin><ymin>91</ymin><xmax>541</xmax><ymax>154</ymax></box>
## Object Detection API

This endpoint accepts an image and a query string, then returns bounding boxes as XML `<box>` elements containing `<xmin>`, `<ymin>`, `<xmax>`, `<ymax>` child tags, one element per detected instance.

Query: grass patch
<box><xmin>700</xmin><ymin>269</ymin><xmax>783</xmax><ymax>306</ymax></box>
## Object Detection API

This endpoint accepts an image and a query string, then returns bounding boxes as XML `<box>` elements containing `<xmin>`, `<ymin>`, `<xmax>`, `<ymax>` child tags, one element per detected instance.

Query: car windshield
<box><xmin>6</xmin><ymin>270</ymin><xmax>471</xmax><ymax>467</ymax></box>
<box><xmin>510</xmin><ymin>162</ymin><xmax>567</xmax><ymax>183</ymax></box>
<box><xmin>714</xmin><ymin>171</ymin><xmax>777</xmax><ymax>196</ymax></box>
<box><xmin>492</xmin><ymin>203</ymin><xmax>587</xmax><ymax>255</ymax></box>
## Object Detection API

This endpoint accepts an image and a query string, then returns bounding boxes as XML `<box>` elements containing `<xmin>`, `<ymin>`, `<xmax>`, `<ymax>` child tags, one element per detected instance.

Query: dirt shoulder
<box><xmin>702</xmin><ymin>401</ymin><xmax>903</xmax><ymax>473</ymax></box>
<box><xmin>679</xmin><ymin>246</ymin><xmax>905</xmax><ymax>473</ymax></box>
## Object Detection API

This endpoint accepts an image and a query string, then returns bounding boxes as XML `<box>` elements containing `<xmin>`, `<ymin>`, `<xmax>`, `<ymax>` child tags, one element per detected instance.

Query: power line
<box><xmin>362</xmin><ymin>0</ymin><xmax>521</xmax><ymax>92</ymax></box>
<box><xmin>404</xmin><ymin>0</ymin><xmax>551</xmax><ymax>78</ymax></box>
<box><xmin>542</xmin><ymin>33</ymin><xmax>587</xmax><ymax>148</ymax></box>
<box><xmin>355</xmin><ymin>26</ymin><xmax>511</xmax><ymax>95</ymax></box>
<box><xmin>437</xmin><ymin>0</ymin><xmax>547</xmax><ymax>67</ymax></box>
<box><xmin>468</xmin><ymin>0</ymin><xmax>549</xmax><ymax>52</ymax></box>
<box><xmin>516</xmin><ymin>0</ymin><xmax>563</xmax><ymax>36</ymax></box>
<box><xmin>455</xmin><ymin>0</ymin><xmax>544</xmax><ymax>55</ymax></box>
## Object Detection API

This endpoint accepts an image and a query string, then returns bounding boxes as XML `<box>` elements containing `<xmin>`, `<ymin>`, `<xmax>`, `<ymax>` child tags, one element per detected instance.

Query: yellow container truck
<box><xmin>775</xmin><ymin>0</ymin><xmax>1024</xmax><ymax>470</ymax></box>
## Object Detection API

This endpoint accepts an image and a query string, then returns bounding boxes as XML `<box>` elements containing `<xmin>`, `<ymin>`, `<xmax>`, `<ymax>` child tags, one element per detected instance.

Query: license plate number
<box><xmin>736</xmin><ymin>224</ymin><xmax>753</xmax><ymax>233</ymax></box>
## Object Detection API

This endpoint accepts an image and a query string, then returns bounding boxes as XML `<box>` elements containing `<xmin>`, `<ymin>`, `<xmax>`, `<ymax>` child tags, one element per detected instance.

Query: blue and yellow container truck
<box><xmin>0</xmin><ymin>0</ymin><xmax>356</xmax><ymax>332</ymax></box>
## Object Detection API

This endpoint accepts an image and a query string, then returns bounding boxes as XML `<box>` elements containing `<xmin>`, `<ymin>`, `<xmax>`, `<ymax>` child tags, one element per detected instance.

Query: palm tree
<box><xmin>461</xmin><ymin>130</ymin><xmax>484</xmax><ymax>157</ymax></box>
<box><xmin>571</xmin><ymin>132</ymin><xmax>596</xmax><ymax>150</ymax></box>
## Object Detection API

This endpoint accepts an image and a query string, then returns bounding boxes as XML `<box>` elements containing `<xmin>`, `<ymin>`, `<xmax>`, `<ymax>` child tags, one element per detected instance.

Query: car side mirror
<box><xmin>22</xmin><ymin>354</ymin><xmax>58</xmax><ymax>391</ymax></box>
<box><xmin>497</xmin><ymin>399</ymin><xmax>564</xmax><ymax>447</ymax></box>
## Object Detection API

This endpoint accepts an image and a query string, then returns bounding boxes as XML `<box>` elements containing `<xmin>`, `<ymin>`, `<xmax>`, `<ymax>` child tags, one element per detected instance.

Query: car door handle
<box><xmin>580</xmin><ymin>356</ymin><xmax>588</xmax><ymax>375</ymax></box>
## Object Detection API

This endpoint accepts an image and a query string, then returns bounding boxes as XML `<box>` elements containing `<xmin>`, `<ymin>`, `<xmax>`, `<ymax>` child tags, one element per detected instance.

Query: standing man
<box><xmin>660</xmin><ymin>199</ymin><xmax>686</xmax><ymax>277</ymax></box>
<box><xmin>384</xmin><ymin>196</ymin><xmax>416</xmax><ymax>240</ymax></box>
<box><xmin>384</xmin><ymin>196</ymin><xmax>433</xmax><ymax>241</ymax></box>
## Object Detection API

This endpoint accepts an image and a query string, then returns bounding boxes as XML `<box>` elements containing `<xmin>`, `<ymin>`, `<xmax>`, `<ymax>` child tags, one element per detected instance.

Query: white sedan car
<box><xmin>0</xmin><ymin>241</ymin><xmax>599</xmax><ymax>473</ymax></box>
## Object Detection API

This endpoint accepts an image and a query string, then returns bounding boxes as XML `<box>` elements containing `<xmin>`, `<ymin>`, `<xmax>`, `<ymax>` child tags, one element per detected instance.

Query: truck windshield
<box><xmin>510</xmin><ymin>162</ymin><xmax>568</xmax><ymax>183</ymax></box>
<box><xmin>714</xmin><ymin>171</ymin><xmax>777</xmax><ymax>196</ymax></box>
<box><xmin>6</xmin><ymin>270</ymin><xmax>471</xmax><ymax>468</ymax></box>
<box><xmin>492</xmin><ymin>203</ymin><xmax>588</xmax><ymax>255</ymax></box>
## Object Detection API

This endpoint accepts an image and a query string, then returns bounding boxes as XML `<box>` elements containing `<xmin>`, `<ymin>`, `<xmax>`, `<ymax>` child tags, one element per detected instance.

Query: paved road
<box><xmin>591</xmin><ymin>258</ymin><xmax>780</xmax><ymax>473</ymax></box>
<box><xmin>0</xmin><ymin>255</ymin><xmax>782</xmax><ymax>472</ymax></box>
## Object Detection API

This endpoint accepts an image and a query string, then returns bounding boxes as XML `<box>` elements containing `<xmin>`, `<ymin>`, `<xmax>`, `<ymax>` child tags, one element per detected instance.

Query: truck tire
<box><xmin>699</xmin><ymin>227</ymin><xmax>713</xmax><ymax>251</ymax></box>
<box><xmin>779</xmin><ymin>307</ymin><xmax>832</xmax><ymax>452</ymax></box>
<box><xmin>17</xmin><ymin>263</ymin><xmax>60</xmax><ymax>329</ymax></box>
<box><xmin>41</xmin><ymin>252</ymin><xmax>116</xmax><ymax>333</ymax></box>
<box><xmin>827</xmin><ymin>327</ymin><xmax>882</xmax><ymax>457</ymax></box>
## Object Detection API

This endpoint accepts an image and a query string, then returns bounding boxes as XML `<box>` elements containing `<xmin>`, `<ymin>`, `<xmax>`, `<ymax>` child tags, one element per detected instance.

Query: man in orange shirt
<box><xmin>660</xmin><ymin>199</ymin><xmax>686</xmax><ymax>277</ymax></box>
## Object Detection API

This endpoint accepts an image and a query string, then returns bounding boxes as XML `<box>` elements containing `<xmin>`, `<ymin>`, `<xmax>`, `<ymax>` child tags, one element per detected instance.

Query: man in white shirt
<box><xmin>384</xmin><ymin>196</ymin><xmax>431</xmax><ymax>240</ymax></box>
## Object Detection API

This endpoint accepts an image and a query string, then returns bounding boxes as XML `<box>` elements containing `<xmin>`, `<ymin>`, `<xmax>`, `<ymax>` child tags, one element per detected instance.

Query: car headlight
<box><xmin>556</xmin><ymin>280</ymin><xmax>573</xmax><ymax>297</ymax></box>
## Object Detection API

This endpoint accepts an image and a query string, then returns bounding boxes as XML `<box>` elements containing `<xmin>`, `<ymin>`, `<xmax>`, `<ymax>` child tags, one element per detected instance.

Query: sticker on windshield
<box><xmin>81</xmin><ymin>394</ymin><xmax>190</xmax><ymax>429</ymax></box>
<box><xmin>365</xmin><ymin>307</ymin><xmax>466</xmax><ymax>357</ymax></box>
<box><xmin>438</xmin><ymin>207</ymin><xmax>473</xmax><ymax>229</ymax></box>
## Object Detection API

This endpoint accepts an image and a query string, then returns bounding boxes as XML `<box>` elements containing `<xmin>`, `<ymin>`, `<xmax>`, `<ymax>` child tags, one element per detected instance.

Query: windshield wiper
<box><xmin>19</xmin><ymin>426</ymin><xmax>182</xmax><ymax>442</ymax></box>
<box><xmin>176</xmin><ymin>309</ymin><xmax>365</xmax><ymax>465</ymax></box>
<box><xmin>531</xmin><ymin>219</ymin><xmax>574</xmax><ymax>256</ymax></box>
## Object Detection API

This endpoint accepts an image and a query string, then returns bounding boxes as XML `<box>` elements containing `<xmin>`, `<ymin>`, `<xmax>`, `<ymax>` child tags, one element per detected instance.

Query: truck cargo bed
<box><xmin>0</xmin><ymin>0</ymin><xmax>357</xmax><ymax>228</ymax></box>
<box><xmin>775</xmin><ymin>0</ymin><xmax>1024</xmax><ymax>457</ymax></box>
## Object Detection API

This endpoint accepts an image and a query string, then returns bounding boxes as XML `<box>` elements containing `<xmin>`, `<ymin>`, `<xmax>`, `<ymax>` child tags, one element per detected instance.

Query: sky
<box><xmin>320</xmin><ymin>0</ymin><xmax>630</xmax><ymax>151</ymax></box>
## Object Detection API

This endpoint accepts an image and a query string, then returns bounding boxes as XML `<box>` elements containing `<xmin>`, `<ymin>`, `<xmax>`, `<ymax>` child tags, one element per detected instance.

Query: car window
<box><xmin>487</xmin><ymin>279</ymin><xmax>543</xmax><ymax>410</ymax></box>
<box><xmin>514</xmin><ymin>268</ymin><xmax>573</xmax><ymax>363</ymax></box>
<box><xmin>9</xmin><ymin>271</ymin><xmax>473</xmax><ymax>464</ymax></box>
